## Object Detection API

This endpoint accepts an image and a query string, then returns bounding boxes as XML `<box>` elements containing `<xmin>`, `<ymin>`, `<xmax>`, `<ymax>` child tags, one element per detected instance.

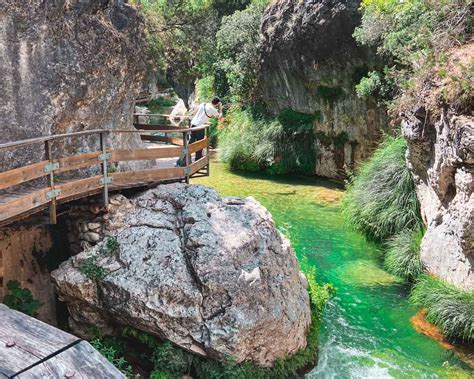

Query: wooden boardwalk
<box><xmin>0</xmin><ymin>304</ymin><xmax>125</xmax><ymax>378</ymax></box>
<box><xmin>0</xmin><ymin>114</ymin><xmax>210</xmax><ymax>228</ymax></box>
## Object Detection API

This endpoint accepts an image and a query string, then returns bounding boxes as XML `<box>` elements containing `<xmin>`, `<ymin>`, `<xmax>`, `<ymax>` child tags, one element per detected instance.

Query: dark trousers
<box><xmin>189</xmin><ymin>125</ymin><xmax>205</xmax><ymax>161</ymax></box>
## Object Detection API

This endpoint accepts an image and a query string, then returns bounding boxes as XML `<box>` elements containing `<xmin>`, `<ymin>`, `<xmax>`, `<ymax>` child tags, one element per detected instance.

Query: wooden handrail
<box><xmin>133</xmin><ymin>113</ymin><xmax>190</xmax><ymax>118</ymax></box>
<box><xmin>0</xmin><ymin>125</ymin><xmax>210</xmax><ymax>151</ymax></box>
<box><xmin>0</xmin><ymin>116</ymin><xmax>211</xmax><ymax>228</ymax></box>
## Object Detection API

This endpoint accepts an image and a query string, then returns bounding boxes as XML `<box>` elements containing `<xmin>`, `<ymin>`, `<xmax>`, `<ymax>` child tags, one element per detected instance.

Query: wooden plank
<box><xmin>56</xmin><ymin>176</ymin><xmax>103</xmax><ymax>201</ymax></box>
<box><xmin>0</xmin><ymin>188</ymin><xmax>50</xmax><ymax>224</ymax></box>
<box><xmin>190</xmin><ymin>156</ymin><xmax>209</xmax><ymax>175</ymax></box>
<box><xmin>141</xmin><ymin>135</ymin><xmax>183</xmax><ymax>146</ymax></box>
<box><xmin>54</xmin><ymin>151</ymin><xmax>101</xmax><ymax>173</ymax></box>
<box><xmin>0</xmin><ymin>304</ymin><xmax>78</xmax><ymax>376</ymax></box>
<box><xmin>111</xmin><ymin>167</ymin><xmax>185</xmax><ymax>186</ymax></box>
<box><xmin>134</xmin><ymin>124</ymin><xmax>183</xmax><ymax>131</ymax></box>
<box><xmin>189</xmin><ymin>137</ymin><xmax>208</xmax><ymax>154</ymax></box>
<box><xmin>0</xmin><ymin>161</ymin><xmax>49</xmax><ymax>190</ymax></box>
<box><xmin>17</xmin><ymin>341</ymin><xmax>126</xmax><ymax>379</ymax></box>
<box><xmin>110</xmin><ymin>146</ymin><xmax>183</xmax><ymax>162</ymax></box>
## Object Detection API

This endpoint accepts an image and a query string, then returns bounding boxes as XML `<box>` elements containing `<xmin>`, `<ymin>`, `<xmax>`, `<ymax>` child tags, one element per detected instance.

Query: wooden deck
<box><xmin>0</xmin><ymin>304</ymin><xmax>125</xmax><ymax>378</ymax></box>
<box><xmin>0</xmin><ymin>115</ymin><xmax>210</xmax><ymax>228</ymax></box>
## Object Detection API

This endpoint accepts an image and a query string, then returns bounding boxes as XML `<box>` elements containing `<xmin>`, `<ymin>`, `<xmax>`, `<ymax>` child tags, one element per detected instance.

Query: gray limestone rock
<box><xmin>52</xmin><ymin>184</ymin><xmax>311</xmax><ymax>367</ymax></box>
<box><xmin>259</xmin><ymin>0</ymin><xmax>388</xmax><ymax>179</ymax></box>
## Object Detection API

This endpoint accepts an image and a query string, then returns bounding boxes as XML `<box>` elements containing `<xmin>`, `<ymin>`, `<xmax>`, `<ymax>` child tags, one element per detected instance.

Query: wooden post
<box><xmin>100</xmin><ymin>132</ymin><xmax>109</xmax><ymax>207</ymax></box>
<box><xmin>206</xmin><ymin>125</ymin><xmax>210</xmax><ymax>177</ymax></box>
<box><xmin>44</xmin><ymin>140</ymin><xmax>57</xmax><ymax>224</ymax></box>
<box><xmin>183</xmin><ymin>131</ymin><xmax>190</xmax><ymax>184</ymax></box>
<box><xmin>133</xmin><ymin>114</ymin><xmax>139</xmax><ymax>126</ymax></box>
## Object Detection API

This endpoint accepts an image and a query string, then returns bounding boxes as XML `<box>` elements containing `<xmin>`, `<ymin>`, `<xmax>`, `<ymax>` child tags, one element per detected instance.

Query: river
<box><xmin>192</xmin><ymin>155</ymin><xmax>472</xmax><ymax>379</ymax></box>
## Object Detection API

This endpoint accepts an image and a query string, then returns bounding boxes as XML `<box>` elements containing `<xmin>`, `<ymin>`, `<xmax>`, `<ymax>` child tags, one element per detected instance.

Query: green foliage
<box><xmin>139</xmin><ymin>0</ymin><xmax>220</xmax><ymax>101</ymax></box>
<box><xmin>79</xmin><ymin>256</ymin><xmax>107</xmax><ymax>281</ymax></box>
<box><xmin>195</xmin><ymin>76</ymin><xmax>215</xmax><ymax>102</ymax></box>
<box><xmin>384</xmin><ymin>228</ymin><xmax>425</xmax><ymax>281</ymax></box>
<box><xmin>343</xmin><ymin>136</ymin><xmax>422</xmax><ymax>241</ymax></box>
<box><xmin>211</xmin><ymin>0</ymin><xmax>251</xmax><ymax>17</ymax></box>
<box><xmin>354</xmin><ymin>0</ymin><xmax>473</xmax><ymax>107</ymax></box>
<box><xmin>277</xmin><ymin>109</ymin><xmax>319</xmax><ymax>130</ymax></box>
<box><xmin>91</xmin><ymin>333</ymin><xmax>133</xmax><ymax>377</ymax></box>
<box><xmin>355</xmin><ymin>70</ymin><xmax>394</xmax><ymax>102</ymax></box>
<box><xmin>214</xmin><ymin>2</ymin><xmax>266</xmax><ymax>103</ymax></box>
<box><xmin>153</xmin><ymin>342</ymin><xmax>193</xmax><ymax>376</ymax></box>
<box><xmin>99</xmin><ymin>236</ymin><xmax>120</xmax><ymax>256</ymax></box>
<box><xmin>3</xmin><ymin>280</ymin><xmax>41</xmax><ymax>316</ymax></box>
<box><xmin>410</xmin><ymin>275</ymin><xmax>474</xmax><ymax>342</ymax></box>
<box><xmin>122</xmin><ymin>270</ymin><xmax>331</xmax><ymax>379</ymax></box>
<box><xmin>219</xmin><ymin>107</ymin><xmax>316</xmax><ymax>175</ymax></box>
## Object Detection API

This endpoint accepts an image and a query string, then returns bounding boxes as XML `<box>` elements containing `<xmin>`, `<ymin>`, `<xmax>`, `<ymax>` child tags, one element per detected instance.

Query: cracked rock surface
<box><xmin>52</xmin><ymin>184</ymin><xmax>311</xmax><ymax>367</ymax></box>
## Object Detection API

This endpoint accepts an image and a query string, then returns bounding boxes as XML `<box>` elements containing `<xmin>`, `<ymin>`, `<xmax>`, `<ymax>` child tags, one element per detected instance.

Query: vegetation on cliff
<box><xmin>347</xmin><ymin>0</ymin><xmax>473</xmax><ymax>343</ymax></box>
<box><xmin>354</xmin><ymin>0</ymin><xmax>473</xmax><ymax>112</ymax></box>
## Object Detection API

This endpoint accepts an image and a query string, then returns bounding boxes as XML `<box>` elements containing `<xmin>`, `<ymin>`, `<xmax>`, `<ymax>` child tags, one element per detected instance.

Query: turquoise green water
<box><xmin>193</xmin><ymin>157</ymin><xmax>473</xmax><ymax>379</ymax></box>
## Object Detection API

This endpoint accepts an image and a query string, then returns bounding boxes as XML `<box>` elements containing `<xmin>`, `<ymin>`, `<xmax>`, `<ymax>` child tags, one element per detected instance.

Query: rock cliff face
<box><xmin>52</xmin><ymin>184</ymin><xmax>311</xmax><ymax>367</ymax></box>
<box><xmin>0</xmin><ymin>0</ymin><xmax>146</xmax><ymax>170</ymax></box>
<box><xmin>402</xmin><ymin>45</ymin><xmax>474</xmax><ymax>290</ymax></box>
<box><xmin>260</xmin><ymin>0</ymin><xmax>387</xmax><ymax>179</ymax></box>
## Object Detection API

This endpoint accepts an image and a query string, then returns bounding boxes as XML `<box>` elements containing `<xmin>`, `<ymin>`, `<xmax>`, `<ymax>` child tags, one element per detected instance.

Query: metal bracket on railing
<box><xmin>46</xmin><ymin>189</ymin><xmax>61</xmax><ymax>200</ymax></box>
<box><xmin>99</xmin><ymin>177</ymin><xmax>113</xmax><ymax>185</ymax></box>
<box><xmin>98</xmin><ymin>153</ymin><xmax>111</xmax><ymax>161</ymax></box>
<box><xmin>43</xmin><ymin>162</ymin><xmax>60</xmax><ymax>173</ymax></box>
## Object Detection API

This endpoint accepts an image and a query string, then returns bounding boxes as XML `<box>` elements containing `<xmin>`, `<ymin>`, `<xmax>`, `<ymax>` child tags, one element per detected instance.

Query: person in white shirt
<box><xmin>188</xmin><ymin>97</ymin><xmax>223</xmax><ymax>161</ymax></box>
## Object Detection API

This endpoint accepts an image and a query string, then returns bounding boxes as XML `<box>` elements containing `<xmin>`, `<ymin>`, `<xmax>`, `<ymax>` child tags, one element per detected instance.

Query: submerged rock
<box><xmin>52</xmin><ymin>184</ymin><xmax>311</xmax><ymax>367</ymax></box>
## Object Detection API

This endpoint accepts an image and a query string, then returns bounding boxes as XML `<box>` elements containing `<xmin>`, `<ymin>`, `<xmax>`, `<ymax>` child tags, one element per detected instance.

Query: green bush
<box><xmin>90</xmin><ymin>334</ymin><xmax>133</xmax><ymax>377</ymax></box>
<box><xmin>384</xmin><ymin>228</ymin><xmax>425</xmax><ymax>281</ymax></box>
<box><xmin>410</xmin><ymin>275</ymin><xmax>474</xmax><ymax>342</ymax></box>
<box><xmin>79</xmin><ymin>256</ymin><xmax>107</xmax><ymax>281</ymax></box>
<box><xmin>343</xmin><ymin>135</ymin><xmax>422</xmax><ymax>241</ymax></box>
<box><xmin>3</xmin><ymin>280</ymin><xmax>41</xmax><ymax>316</ymax></box>
<box><xmin>99</xmin><ymin>236</ymin><xmax>120</xmax><ymax>256</ymax></box>
<box><xmin>214</xmin><ymin>2</ymin><xmax>267</xmax><ymax>103</ymax></box>
<box><xmin>219</xmin><ymin>107</ymin><xmax>316</xmax><ymax>175</ymax></box>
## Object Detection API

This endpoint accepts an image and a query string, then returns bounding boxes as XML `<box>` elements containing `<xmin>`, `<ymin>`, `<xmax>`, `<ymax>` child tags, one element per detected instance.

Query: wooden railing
<box><xmin>0</xmin><ymin>116</ymin><xmax>210</xmax><ymax>227</ymax></box>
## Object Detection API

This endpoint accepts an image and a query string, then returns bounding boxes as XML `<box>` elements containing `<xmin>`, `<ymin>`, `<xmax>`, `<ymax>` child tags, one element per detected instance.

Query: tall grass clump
<box><xmin>384</xmin><ymin>228</ymin><xmax>425</xmax><ymax>281</ymax></box>
<box><xmin>410</xmin><ymin>275</ymin><xmax>474</xmax><ymax>342</ymax></box>
<box><xmin>343</xmin><ymin>135</ymin><xmax>422</xmax><ymax>241</ymax></box>
<box><xmin>219</xmin><ymin>107</ymin><xmax>316</xmax><ymax>175</ymax></box>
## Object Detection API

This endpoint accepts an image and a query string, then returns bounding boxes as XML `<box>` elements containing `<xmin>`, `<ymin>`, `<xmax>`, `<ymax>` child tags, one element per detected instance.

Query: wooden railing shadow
<box><xmin>0</xmin><ymin>114</ymin><xmax>210</xmax><ymax>228</ymax></box>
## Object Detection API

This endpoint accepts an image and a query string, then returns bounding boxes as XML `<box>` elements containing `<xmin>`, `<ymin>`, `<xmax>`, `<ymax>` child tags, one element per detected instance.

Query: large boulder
<box><xmin>0</xmin><ymin>0</ymin><xmax>146</xmax><ymax>170</ymax></box>
<box><xmin>259</xmin><ymin>0</ymin><xmax>388</xmax><ymax>179</ymax></box>
<box><xmin>52</xmin><ymin>184</ymin><xmax>311</xmax><ymax>367</ymax></box>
